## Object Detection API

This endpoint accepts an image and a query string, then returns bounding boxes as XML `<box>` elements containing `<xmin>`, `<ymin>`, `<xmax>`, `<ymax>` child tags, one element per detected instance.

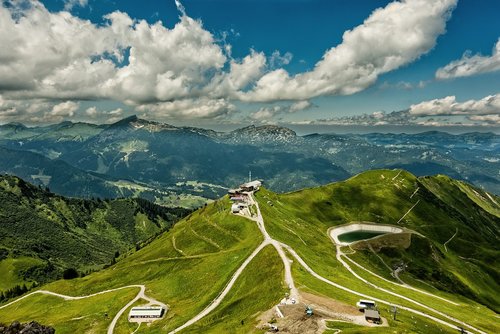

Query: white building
<box><xmin>231</xmin><ymin>204</ymin><xmax>241</xmax><ymax>213</ymax></box>
<box><xmin>356</xmin><ymin>300</ymin><xmax>376</xmax><ymax>310</ymax></box>
<box><xmin>240</xmin><ymin>180</ymin><xmax>262</xmax><ymax>192</ymax></box>
<box><xmin>128</xmin><ymin>306</ymin><xmax>165</xmax><ymax>321</ymax></box>
<box><xmin>231</xmin><ymin>203</ymin><xmax>247</xmax><ymax>213</ymax></box>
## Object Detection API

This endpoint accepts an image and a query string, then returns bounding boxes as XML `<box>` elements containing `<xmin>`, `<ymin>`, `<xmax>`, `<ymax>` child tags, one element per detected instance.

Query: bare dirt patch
<box><xmin>256</xmin><ymin>292</ymin><xmax>386</xmax><ymax>333</ymax></box>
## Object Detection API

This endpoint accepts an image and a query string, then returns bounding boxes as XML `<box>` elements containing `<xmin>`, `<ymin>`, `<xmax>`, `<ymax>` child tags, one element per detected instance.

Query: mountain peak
<box><xmin>110</xmin><ymin>115</ymin><xmax>139</xmax><ymax>127</ymax></box>
<box><xmin>226</xmin><ymin>124</ymin><xmax>297</xmax><ymax>145</ymax></box>
<box><xmin>232</xmin><ymin>124</ymin><xmax>296</xmax><ymax>137</ymax></box>
<box><xmin>107</xmin><ymin>115</ymin><xmax>178</xmax><ymax>133</ymax></box>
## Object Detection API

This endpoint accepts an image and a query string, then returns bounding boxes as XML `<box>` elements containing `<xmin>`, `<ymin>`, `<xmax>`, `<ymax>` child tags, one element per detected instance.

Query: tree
<box><xmin>62</xmin><ymin>268</ymin><xmax>79</xmax><ymax>279</ymax></box>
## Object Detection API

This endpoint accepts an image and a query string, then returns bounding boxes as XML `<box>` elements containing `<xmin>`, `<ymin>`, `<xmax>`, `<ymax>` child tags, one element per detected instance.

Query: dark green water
<box><xmin>338</xmin><ymin>231</ymin><xmax>387</xmax><ymax>243</ymax></box>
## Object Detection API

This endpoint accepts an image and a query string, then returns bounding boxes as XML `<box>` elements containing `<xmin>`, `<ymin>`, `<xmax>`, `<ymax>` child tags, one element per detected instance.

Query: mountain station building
<box><xmin>239</xmin><ymin>180</ymin><xmax>262</xmax><ymax>192</ymax></box>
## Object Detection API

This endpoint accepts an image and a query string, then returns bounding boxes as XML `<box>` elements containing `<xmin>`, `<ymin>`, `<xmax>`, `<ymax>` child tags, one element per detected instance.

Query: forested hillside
<box><xmin>0</xmin><ymin>175</ymin><xmax>190</xmax><ymax>299</ymax></box>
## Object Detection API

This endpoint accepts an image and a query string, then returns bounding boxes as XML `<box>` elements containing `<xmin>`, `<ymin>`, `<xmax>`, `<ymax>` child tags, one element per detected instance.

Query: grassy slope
<box><xmin>0</xmin><ymin>257</ymin><xmax>43</xmax><ymax>291</ymax></box>
<box><xmin>0</xmin><ymin>197</ymin><xmax>266</xmax><ymax>333</ymax></box>
<box><xmin>0</xmin><ymin>288</ymin><xmax>137</xmax><ymax>334</ymax></box>
<box><xmin>255</xmin><ymin>169</ymin><xmax>499</xmax><ymax>333</ymax></box>
<box><xmin>180</xmin><ymin>245</ymin><xmax>286</xmax><ymax>334</ymax></box>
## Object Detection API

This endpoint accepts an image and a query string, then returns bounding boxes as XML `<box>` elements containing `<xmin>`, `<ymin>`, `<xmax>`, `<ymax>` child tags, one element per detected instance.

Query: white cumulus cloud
<box><xmin>436</xmin><ymin>39</ymin><xmax>500</xmax><ymax>79</ymax></box>
<box><xmin>0</xmin><ymin>0</ymin><xmax>459</xmax><ymax>123</ymax></box>
<box><xmin>240</xmin><ymin>0</ymin><xmax>457</xmax><ymax>102</ymax></box>
<box><xmin>250</xmin><ymin>100</ymin><xmax>314</xmax><ymax>121</ymax></box>
<box><xmin>136</xmin><ymin>98</ymin><xmax>236</xmax><ymax>120</ymax></box>
<box><xmin>409</xmin><ymin>94</ymin><xmax>500</xmax><ymax>116</ymax></box>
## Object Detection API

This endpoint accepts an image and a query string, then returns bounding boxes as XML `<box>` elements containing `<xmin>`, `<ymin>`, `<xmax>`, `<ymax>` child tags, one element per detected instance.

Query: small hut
<box><xmin>364</xmin><ymin>309</ymin><xmax>381</xmax><ymax>324</ymax></box>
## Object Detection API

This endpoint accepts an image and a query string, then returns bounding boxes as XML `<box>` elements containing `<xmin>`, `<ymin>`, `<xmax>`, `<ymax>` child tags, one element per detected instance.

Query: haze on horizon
<box><xmin>0</xmin><ymin>0</ymin><xmax>499</xmax><ymax>133</ymax></box>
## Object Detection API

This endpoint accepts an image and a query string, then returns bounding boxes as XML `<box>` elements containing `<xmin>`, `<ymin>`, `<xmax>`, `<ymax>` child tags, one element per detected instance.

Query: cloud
<box><xmin>174</xmin><ymin>0</ymin><xmax>186</xmax><ymax>17</ymax></box>
<box><xmin>409</xmin><ymin>94</ymin><xmax>500</xmax><ymax>116</ymax></box>
<box><xmin>106</xmin><ymin>107</ymin><xmax>124</xmax><ymax>123</ymax></box>
<box><xmin>468</xmin><ymin>114</ymin><xmax>500</xmax><ymax>125</ymax></box>
<box><xmin>85</xmin><ymin>106</ymin><xmax>98</xmax><ymax>117</ymax></box>
<box><xmin>64</xmin><ymin>0</ymin><xmax>88</xmax><ymax>11</ymax></box>
<box><xmin>269</xmin><ymin>51</ymin><xmax>293</xmax><ymax>69</ymax></box>
<box><xmin>310</xmin><ymin>93</ymin><xmax>500</xmax><ymax>126</ymax></box>
<box><xmin>240</xmin><ymin>0</ymin><xmax>457</xmax><ymax>102</ymax></box>
<box><xmin>51</xmin><ymin>101</ymin><xmax>79</xmax><ymax>117</ymax></box>
<box><xmin>309</xmin><ymin>110</ymin><xmax>412</xmax><ymax>126</ymax></box>
<box><xmin>136</xmin><ymin>98</ymin><xmax>236</xmax><ymax>120</ymax></box>
<box><xmin>304</xmin><ymin>93</ymin><xmax>500</xmax><ymax>127</ymax></box>
<box><xmin>378</xmin><ymin>80</ymin><xmax>427</xmax><ymax>90</ymax></box>
<box><xmin>0</xmin><ymin>1</ymin><xmax>225</xmax><ymax>105</ymax></box>
<box><xmin>0</xmin><ymin>95</ymin><xmax>53</xmax><ymax>123</ymax></box>
<box><xmin>436</xmin><ymin>39</ymin><xmax>500</xmax><ymax>79</ymax></box>
<box><xmin>250</xmin><ymin>100</ymin><xmax>314</xmax><ymax>121</ymax></box>
<box><xmin>0</xmin><ymin>0</ymin><xmax>458</xmax><ymax>123</ymax></box>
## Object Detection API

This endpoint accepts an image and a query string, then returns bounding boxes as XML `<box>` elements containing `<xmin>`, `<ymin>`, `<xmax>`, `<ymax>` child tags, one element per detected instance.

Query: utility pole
<box><xmin>249</xmin><ymin>170</ymin><xmax>251</xmax><ymax>182</ymax></box>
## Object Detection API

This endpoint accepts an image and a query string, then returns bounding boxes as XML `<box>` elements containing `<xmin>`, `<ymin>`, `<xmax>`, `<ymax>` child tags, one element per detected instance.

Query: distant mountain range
<box><xmin>0</xmin><ymin>116</ymin><xmax>498</xmax><ymax>207</ymax></box>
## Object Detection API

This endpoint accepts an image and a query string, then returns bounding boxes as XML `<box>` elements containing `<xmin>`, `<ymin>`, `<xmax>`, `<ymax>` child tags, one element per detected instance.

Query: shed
<box><xmin>128</xmin><ymin>306</ymin><xmax>165</xmax><ymax>320</ymax></box>
<box><xmin>365</xmin><ymin>309</ymin><xmax>381</xmax><ymax>324</ymax></box>
<box><xmin>231</xmin><ymin>204</ymin><xmax>241</xmax><ymax>213</ymax></box>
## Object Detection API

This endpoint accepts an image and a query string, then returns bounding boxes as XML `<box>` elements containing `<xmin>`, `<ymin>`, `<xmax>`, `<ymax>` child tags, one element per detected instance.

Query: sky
<box><xmin>0</xmin><ymin>0</ymin><xmax>499</xmax><ymax>133</ymax></box>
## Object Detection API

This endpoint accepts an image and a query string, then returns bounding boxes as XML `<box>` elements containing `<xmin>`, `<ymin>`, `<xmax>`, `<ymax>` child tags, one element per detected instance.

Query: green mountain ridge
<box><xmin>0</xmin><ymin>174</ymin><xmax>190</xmax><ymax>294</ymax></box>
<box><xmin>256</xmin><ymin>170</ymin><xmax>499</xmax><ymax>312</ymax></box>
<box><xmin>0</xmin><ymin>170</ymin><xmax>498</xmax><ymax>334</ymax></box>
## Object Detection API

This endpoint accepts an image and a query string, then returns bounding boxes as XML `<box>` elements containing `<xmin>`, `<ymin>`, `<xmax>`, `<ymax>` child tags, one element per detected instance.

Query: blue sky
<box><xmin>0</xmin><ymin>0</ymin><xmax>499</xmax><ymax>132</ymax></box>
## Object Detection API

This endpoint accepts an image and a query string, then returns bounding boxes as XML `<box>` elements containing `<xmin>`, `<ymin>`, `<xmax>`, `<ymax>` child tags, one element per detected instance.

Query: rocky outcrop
<box><xmin>0</xmin><ymin>321</ymin><xmax>55</xmax><ymax>334</ymax></box>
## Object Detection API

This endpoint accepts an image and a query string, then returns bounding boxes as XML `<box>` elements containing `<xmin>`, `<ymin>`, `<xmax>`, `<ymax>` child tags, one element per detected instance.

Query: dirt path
<box><xmin>172</xmin><ymin>235</ymin><xmax>187</xmax><ymax>256</ymax></box>
<box><xmin>0</xmin><ymin>285</ymin><xmax>143</xmax><ymax>309</ymax></box>
<box><xmin>2</xmin><ymin>189</ymin><xmax>483</xmax><ymax>334</ymax></box>
<box><xmin>248</xmin><ymin>194</ymin><xmax>300</xmax><ymax>301</ymax></box>
<box><xmin>395</xmin><ymin>200</ymin><xmax>420</xmax><ymax>224</ymax></box>
<box><xmin>339</xmin><ymin>246</ymin><xmax>459</xmax><ymax>306</ymax></box>
<box><xmin>444</xmin><ymin>228</ymin><xmax>458</xmax><ymax>252</ymax></box>
<box><xmin>172</xmin><ymin>190</ymin><xmax>482</xmax><ymax>333</ymax></box>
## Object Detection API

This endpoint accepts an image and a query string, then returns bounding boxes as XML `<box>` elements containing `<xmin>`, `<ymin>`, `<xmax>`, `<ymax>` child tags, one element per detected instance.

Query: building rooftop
<box><xmin>240</xmin><ymin>180</ymin><xmax>262</xmax><ymax>188</ymax></box>
<box><xmin>365</xmin><ymin>309</ymin><xmax>380</xmax><ymax>319</ymax></box>
<box><xmin>129</xmin><ymin>306</ymin><xmax>165</xmax><ymax>317</ymax></box>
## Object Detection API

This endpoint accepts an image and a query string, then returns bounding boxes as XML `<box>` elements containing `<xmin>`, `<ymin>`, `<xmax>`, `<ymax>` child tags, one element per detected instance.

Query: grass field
<box><xmin>0</xmin><ymin>288</ymin><xmax>138</xmax><ymax>333</ymax></box>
